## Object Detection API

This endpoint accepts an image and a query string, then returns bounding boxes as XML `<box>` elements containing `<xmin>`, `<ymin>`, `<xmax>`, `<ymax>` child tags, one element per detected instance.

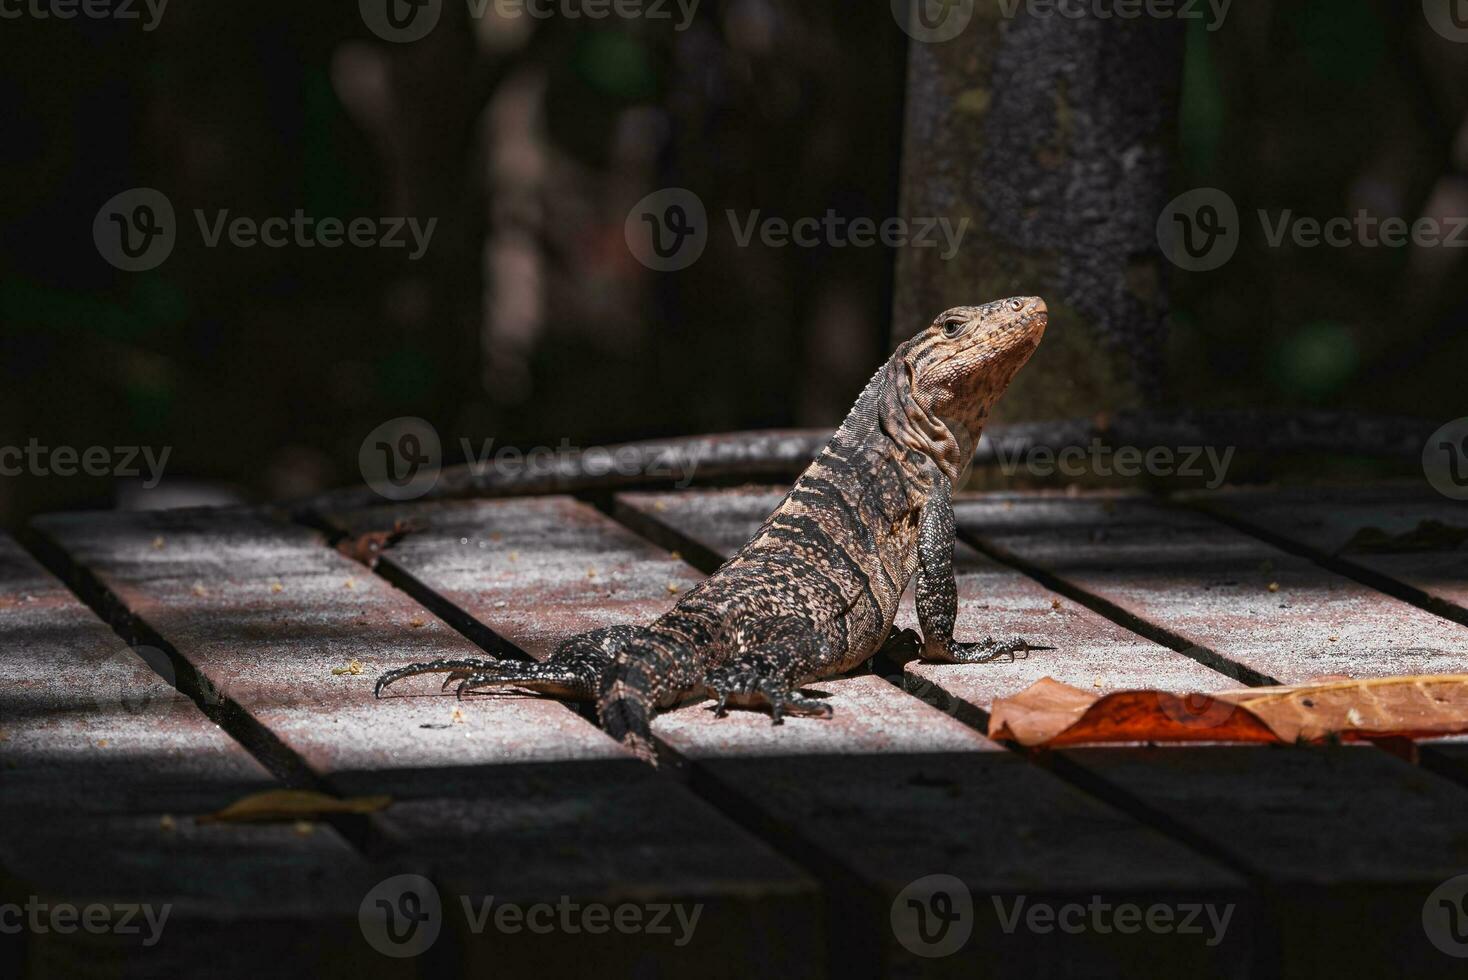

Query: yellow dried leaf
<box><xmin>197</xmin><ymin>789</ymin><xmax>391</xmax><ymax>824</ymax></box>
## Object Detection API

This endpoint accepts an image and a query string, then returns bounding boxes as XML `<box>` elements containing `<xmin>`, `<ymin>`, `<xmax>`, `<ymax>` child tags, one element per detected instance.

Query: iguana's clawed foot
<box><xmin>375</xmin><ymin>658</ymin><xmax>500</xmax><ymax>698</ymax></box>
<box><xmin>705</xmin><ymin>660</ymin><xmax>833</xmax><ymax>726</ymax></box>
<box><xmin>937</xmin><ymin>636</ymin><xmax>1054</xmax><ymax>665</ymax></box>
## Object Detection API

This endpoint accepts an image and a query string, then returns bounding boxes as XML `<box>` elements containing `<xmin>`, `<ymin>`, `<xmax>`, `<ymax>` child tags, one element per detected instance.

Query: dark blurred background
<box><xmin>2</xmin><ymin>0</ymin><xmax>1466</xmax><ymax>527</ymax></box>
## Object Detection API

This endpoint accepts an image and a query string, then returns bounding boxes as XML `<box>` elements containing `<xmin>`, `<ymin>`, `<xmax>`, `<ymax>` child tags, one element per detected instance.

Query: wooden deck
<box><xmin>4</xmin><ymin>483</ymin><xmax>1468</xmax><ymax>978</ymax></box>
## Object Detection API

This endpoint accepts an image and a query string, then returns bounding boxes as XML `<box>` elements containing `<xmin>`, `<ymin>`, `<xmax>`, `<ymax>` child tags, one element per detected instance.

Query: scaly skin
<box><xmin>377</xmin><ymin>297</ymin><xmax>1051</xmax><ymax>762</ymax></box>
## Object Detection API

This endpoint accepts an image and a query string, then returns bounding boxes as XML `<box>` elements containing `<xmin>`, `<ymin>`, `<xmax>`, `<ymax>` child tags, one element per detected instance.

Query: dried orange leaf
<box><xmin>989</xmin><ymin>678</ymin><xmax>1275</xmax><ymax>747</ymax></box>
<box><xmin>1214</xmin><ymin>675</ymin><xmax>1468</xmax><ymax>742</ymax></box>
<box><xmin>988</xmin><ymin>675</ymin><xmax>1468</xmax><ymax>747</ymax></box>
<box><xmin>196</xmin><ymin>789</ymin><xmax>391</xmax><ymax>824</ymax></box>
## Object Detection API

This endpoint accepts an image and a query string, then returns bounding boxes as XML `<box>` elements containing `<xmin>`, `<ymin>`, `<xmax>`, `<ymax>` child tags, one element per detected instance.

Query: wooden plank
<box><xmin>29</xmin><ymin>508</ymin><xmax>820</xmax><ymax>976</ymax></box>
<box><xmin>327</xmin><ymin>496</ymin><xmax>1252</xmax><ymax>976</ymax></box>
<box><xmin>944</xmin><ymin>491</ymin><xmax>1468</xmax><ymax>970</ymax></box>
<box><xmin>614</xmin><ymin>488</ymin><xmax>1234</xmax><ymax>730</ymax></box>
<box><xmin>952</xmin><ymin>492</ymin><xmax>1468</xmax><ymax>685</ymax></box>
<box><xmin>1190</xmin><ymin>483</ymin><xmax>1468</xmax><ymax>783</ymax></box>
<box><xmin>622</xmin><ymin>488</ymin><xmax>1468</xmax><ymax>974</ymax></box>
<box><xmin>1191</xmin><ymin>482</ymin><xmax>1468</xmax><ymax>625</ymax></box>
<box><xmin>0</xmin><ymin>533</ymin><xmax>388</xmax><ymax>980</ymax></box>
<box><xmin>1053</xmin><ymin>744</ymin><xmax>1468</xmax><ymax>976</ymax></box>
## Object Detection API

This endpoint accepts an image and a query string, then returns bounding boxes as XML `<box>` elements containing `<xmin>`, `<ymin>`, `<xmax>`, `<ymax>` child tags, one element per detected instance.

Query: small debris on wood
<box><xmin>331</xmin><ymin>659</ymin><xmax>364</xmax><ymax>676</ymax></box>
<box><xmin>409</xmin><ymin>616</ymin><xmax>426</xmax><ymax>629</ymax></box>
<box><xmin>335</xmin><ymin>519</ymin><xmax>416</xmax><ymax>568</ymax></box>
<box><xmin>151</xmin><ymin>536</ymin><xmax>165</xmax><ymax>550</ymax></box>
<box><xmin>269</xmin><ymin>580</ymin><xmax>284</xmax><ymax>594</ymax></box>
<box><xmin>159</xmin><ymin>814</ymin><xmax>176</xmax><ymax>832</ymax></box>
<box><xmin>191</xmin><ymin>582</ymin><xmax>209</xmax><ymax>597</ymax></box>
<box><xmin>1267</xmin><ymin>582</ymin><xmax>1280</xmax><ymax>593</ymax></box>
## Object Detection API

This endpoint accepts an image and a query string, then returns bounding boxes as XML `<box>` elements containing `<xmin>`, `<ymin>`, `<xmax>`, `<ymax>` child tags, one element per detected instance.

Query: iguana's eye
<box><xmin>943</xmin><ymin>319</ymin><xmax>965</xmax><ymax>338</ymax></box>
<box><xmin>1009</xmin><ymin>299</ymin><xmax>1024</xmax><ymax>312</ymax></box>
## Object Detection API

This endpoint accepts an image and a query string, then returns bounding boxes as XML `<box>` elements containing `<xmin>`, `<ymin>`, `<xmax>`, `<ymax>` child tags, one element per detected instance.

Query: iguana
<box><xmin>375</xmin><ymin>297</ymin><xmax>1050</xmax><ymax>762</ymax></box>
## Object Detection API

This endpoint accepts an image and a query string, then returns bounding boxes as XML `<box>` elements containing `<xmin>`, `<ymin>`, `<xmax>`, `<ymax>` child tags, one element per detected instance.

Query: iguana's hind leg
<box><xmin>704</xmin><ymin>617</ymin><xmax>835</xmax><ymax>725</ymax></box>
<box><xmin>375</xmin><ymin>625</ymin><xmax>638</xmax><ymax>702</ymax></box>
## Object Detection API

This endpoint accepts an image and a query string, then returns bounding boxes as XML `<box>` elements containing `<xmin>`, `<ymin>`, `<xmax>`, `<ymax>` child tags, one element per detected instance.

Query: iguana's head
<box><xmin>903</xmin><ymin>296</ymin><xmax>1047</xmax><ymax>428</ymax></box>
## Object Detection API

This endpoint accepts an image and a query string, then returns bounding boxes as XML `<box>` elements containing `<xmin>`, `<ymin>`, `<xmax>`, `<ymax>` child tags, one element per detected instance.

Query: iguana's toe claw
<box><xmin>373</xmin><ymin>658</ymin><xmax>501</xmax><ymax>698</ymax></box>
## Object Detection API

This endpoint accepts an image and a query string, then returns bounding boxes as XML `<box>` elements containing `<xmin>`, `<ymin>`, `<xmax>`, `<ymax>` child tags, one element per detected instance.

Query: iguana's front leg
<box><xmin>915</xmin><ymin>473</ymin><xmax>1053</xmax><ymax>665</ymax></box>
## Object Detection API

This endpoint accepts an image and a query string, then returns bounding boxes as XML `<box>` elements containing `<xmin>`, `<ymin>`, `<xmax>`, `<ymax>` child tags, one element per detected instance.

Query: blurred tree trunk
<box><xmin>892</xmin><ymin>3</ymin><xmax>1187</xmax><ymax>421</ymax></box>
